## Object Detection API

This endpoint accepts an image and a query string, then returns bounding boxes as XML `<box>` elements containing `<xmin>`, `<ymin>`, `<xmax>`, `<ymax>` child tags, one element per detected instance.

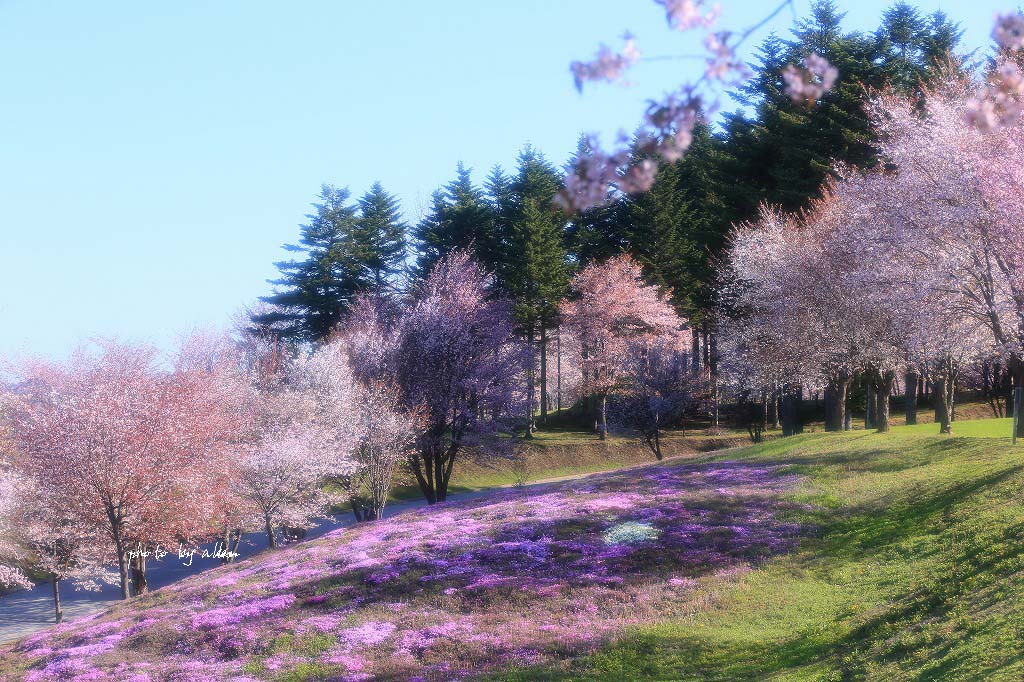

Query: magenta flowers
<box><xmin>0</xmin><ymin>458</ymin><xmax>801</xmax><ymax>681</ymax></box>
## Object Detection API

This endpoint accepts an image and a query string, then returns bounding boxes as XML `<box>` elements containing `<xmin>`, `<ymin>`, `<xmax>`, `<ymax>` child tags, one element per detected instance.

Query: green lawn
<box><xmin>495</xmin><ymin>426</ymin><xmax>1024</xmax><ymax>680</ymax></box>
<box><xmin>894</xmin><ymin>416</ymin><xmax>1015</xmax><ymax>439</ymax></box>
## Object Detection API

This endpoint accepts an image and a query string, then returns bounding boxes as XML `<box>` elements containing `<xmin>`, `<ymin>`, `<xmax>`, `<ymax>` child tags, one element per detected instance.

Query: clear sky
<box><xmin>0</xmin><ymin>0</ymin><xmax>1005</xmax><ymax>359</ymax></box>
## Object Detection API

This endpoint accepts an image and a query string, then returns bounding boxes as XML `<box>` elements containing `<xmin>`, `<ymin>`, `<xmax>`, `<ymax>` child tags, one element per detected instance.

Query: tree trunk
<box><xmin>1013</xmin><ymin>360</ymin><xmax>1024</xmax><ymax>439</ymax></box>
<box><xmin>904</xmin><ymin>369</ymin><xmax>919</xmax><ymax>426</ymax></box>
<box><xmin>769</xmin><ymin>389</ymin><xmax>780</xmax><ymax>430</ymax></box>
<box><xmin>598</xmin><ymin>394</ymin><xmax>608</xmax><ymax>440</ymax></box>
<box><xmin>653</xmin><ymin>417</ymin><xmax>663</xmax><ymax>460</ymax></box>
<box><xmin>556</xmin><ymin>334</ymin><xmax>562</xmax><ymax>412</ymax></box>
<box><xmin>865</xmin><ymin>385</ymin><xmax>875</xmax><ymax>430</ymax></box>
<box><xmin>951</xmin><ymin>380</ymin><xmax>957</xmax><ymax>422</ymax></box>
<box><xmin>221</xmin><ymin>526</ymin><xmax>231</xmax><ymax>564</ymax></box>
<box><xmin>52</xmin><ymin>576</ymin><xmax>63</xmax><ymax>624</ymax></box>
<box><xmin>691</xmin><ymin>327</ymin><xmax>700</xmax><ymax>375</ymax></box>
<box><xmin>875</xmin><ymin>371</ymin><xmax>896</xmax><ymax>433</ymax></box>
<box><xmin>434</xmin><ymin>449</ymin><xmax>448</xmax><ymax>502</ymax></box>
<box><xmin>108</xmin><ymin>516</ymin><xmax>129</xmax><ymax>601</ymax></box>
<box><xmin>265</xmin><ymin>513</ymin><xmax>277</xmax><ymax>549</ymax></box>
<box><xmin>709</xmin><ymin>331</ymin><xmax>719</xmax><ymax>429</ymax></box>
<box><xmin>824</xmin><ymin>372</ymin><xmax>851</xmax><ymax>432</ymax></box>
<box><xmin>782</xmin><ymin>386</ymin><xmax>799</xmax><ymax>437</ymax></box>
<box><xmin>130</xmin><ymin>553</ymin><xmax>148</xmax><ymax>596</ymax></box>
<box><xmin>525</xmin><ymin>329</ymin><xmax>535</xmax><ymax>437</ymax></box>
<box><xmin>540</xmin><ymin>325</ymin><xmax>548</xmax><ymax>424</ymax></box>
<box><xmin>934</xmin><ymin>376</ymin><xmax>954</xmax><ymax>434</ymax></box>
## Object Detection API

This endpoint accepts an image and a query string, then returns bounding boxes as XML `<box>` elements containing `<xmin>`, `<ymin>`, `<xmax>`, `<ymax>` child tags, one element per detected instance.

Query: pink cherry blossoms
<box><xmin>563</xmin><ymin>0</ymin><xmax>836</xmax><ymax>211</ymax></box>
<box><xmin>560</xmin><ymin>255</ymin><xmax>685</xmax><ymax>439</ymax></box>
<box><xmin>781</xmin><ymin>53</ymin><xmax>839</xmax><ymax>104</ymax></box>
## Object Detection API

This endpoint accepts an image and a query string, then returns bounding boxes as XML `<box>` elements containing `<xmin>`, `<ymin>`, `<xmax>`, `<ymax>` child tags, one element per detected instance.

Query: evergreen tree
<box><xmin>722</xmin><ymin>0</ymin><xmax>963</xmax><ymax>216</ymax></box>
<box><xmin>255</xmin><ymin>185</ymin><xmax>361</xmax><ymax>343</ymax></box>
<box><xmin>496</xmin><ymin>147</ymin><xmax>570</xmax><ymax>429</ymax></box>
<box><xmin>621</xmin><ymin>156</ymin><xmax>695</xmax><ymax>314</ymax></box>
<box><xmin>564</xmin><ymin>135</ymin><xmax>629</xmax><ymax>266</ymax></box>
<box><xmin>352</xmin><ymin>182</ymin><xmax>407</xmax><ymax>295</ymax></box>
<box><xmin>412</xmin><ymin>163</ymin><xmax>495</xmax><ymax>277</ymax></box>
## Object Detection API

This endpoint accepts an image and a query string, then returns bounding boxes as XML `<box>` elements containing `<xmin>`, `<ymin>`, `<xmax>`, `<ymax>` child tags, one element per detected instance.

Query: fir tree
<box><xmin>352</xmin><ymin>182</ymin><xmax>407</xmax><ymax>295</ymax></box>
<box><xmin>412</xmin><ymin>163</ymin><xmax>495</xmax><ymax>277</ymax></box>
<box><xmin>255</xmin><ymin>185</ymin><xmax>361</xmax><ymax>343</ymax></box>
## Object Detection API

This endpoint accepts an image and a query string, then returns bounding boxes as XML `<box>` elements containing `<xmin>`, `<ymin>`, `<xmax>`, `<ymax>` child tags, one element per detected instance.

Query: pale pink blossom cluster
<box><xmin>559</xmin><ymin>136</ymin><xmax>658</xmax><ymax>211</ymax></box>
<box><xmin>563</xmin><ymin>0</ymin><xmax>835</xmax><ymax>212</ymax></box>
<box><xmin>0</xmin><ymin>470</ymin><xmax>31</xmax><ymax>590</ymax></box>
<box><xmin>570</xmin><ymin>35</ymin><xmax>640</xmax><ymax>93</ymax></box>
<box><xmin>781</xmin><ymin>53</ymin><xmax>839</xmax><ymax>104</ymax></box>
<box><xmin>704</xmin><ymin>31</ymin><xmax>753</xmax><ymax>84</ymax></box>
<box><xmin>965</xmin><ymin>60</ymin><xmax>1024</xmax><ymax>132</ymax></box>
<box><xmin>964</xmin><ymin>14</ymin><xmax>1024</xmax><ymax>132</ymax></box>
<box><xmin>993</xmin><ymin>13</ymin><xmax>1024</xmax><ymax>50</ymax></box>
<box><xmin>560</xmin><ymin>254</ymin><xmax>686</xmax><ymax>438</ymax></box>
<box><xmin>657</xmin><ymin>0</ymin><xmax>720</xmax><ymax>31</ymax></box>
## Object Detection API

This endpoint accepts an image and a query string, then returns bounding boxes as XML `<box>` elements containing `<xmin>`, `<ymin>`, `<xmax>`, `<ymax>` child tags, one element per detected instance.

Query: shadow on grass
<box><xmin>488</xmin><ymin>436</ymin><xmax>1024</xmax><ymax>681</ymax></box>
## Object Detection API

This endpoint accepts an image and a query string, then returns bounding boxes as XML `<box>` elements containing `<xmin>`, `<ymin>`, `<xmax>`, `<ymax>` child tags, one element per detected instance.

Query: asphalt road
<box><xmin>0</xmin><ymin>496</ymin><xmax>435</xmax><ymax>644</ymax></box>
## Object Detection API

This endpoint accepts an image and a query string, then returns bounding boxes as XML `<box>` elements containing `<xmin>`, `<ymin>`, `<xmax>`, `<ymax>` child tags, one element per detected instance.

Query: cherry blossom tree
<box><xmin>10</xmin><ymin>474</ymin><xmax>117</xmax><ymax>623</ymax></box>
<box><xmin>859</xmin><ymin>78</ymin><xmax>1021</xmax><ymax>433</ymax></box>
<box><xmin>560</xmin><ymin>255</ymin><xmax>684</xmax><ymax>439</ymax></box>
<box><xmin>239</xmin><ymin>416</ymin><xmax>338</xmax><ymax>549</ymax></box>
<box><xmin>0</xmin><ymin>470</ymin><xmax>31</xmax><ymax>592</ymax></box>
<box><xmin>346</xmin><ymin>250</ymin><xmax>526</xmax><ymax>504</ymax></box>
<box><xmin>618</xmin><ymin>339</ymin><xmax>696</xmax><ymax>459</ymax></box>
<box><xmin>8</xmin><ymin>341</ymin><xmax>246</xmax><ymax>600</ymax></box>
<box><xmin>238</xmin><ymin>341</ymin><xmax>360</xmax><ymax>546</ymax></box>
<box><xmin>346</xmin><ymin>380</ymin><xmax>421</xmax><ymax>521</ymax></box>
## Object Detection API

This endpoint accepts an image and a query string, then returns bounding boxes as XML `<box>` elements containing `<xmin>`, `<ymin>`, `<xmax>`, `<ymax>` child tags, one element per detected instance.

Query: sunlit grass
<box><xmin>495</xmin><ymin>429</ymin><xmax>1024</xmax><ymax>680</ymax></box>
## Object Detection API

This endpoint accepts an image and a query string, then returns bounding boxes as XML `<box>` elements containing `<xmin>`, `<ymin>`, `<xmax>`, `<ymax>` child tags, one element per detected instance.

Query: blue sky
<box><xmin>0</xmin><ymin>0</ymin><xmax>1005</xmax><ymax>358</ymax></box>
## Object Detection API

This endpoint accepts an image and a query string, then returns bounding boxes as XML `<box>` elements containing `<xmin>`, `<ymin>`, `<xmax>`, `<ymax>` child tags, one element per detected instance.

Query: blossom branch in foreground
<box><xmin>561</xmin><ymin>0</ymin><xmax>833</xmax><ymax>211</ymax></box>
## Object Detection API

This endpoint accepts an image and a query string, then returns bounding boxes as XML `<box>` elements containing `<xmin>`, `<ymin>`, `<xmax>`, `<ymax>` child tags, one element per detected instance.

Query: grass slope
<box><xmin>5</xmin><ymin>420</ymin><xmax>1024</xmax><ymax>680</ymax></box>
<box><xmin>508</xmin><ymin>427</ymin><xmax>1024</xmax><ymax>680</ymax></box>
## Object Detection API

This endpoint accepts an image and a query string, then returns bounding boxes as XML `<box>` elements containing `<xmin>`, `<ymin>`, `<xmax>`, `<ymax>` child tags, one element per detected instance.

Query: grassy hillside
<box><xmin>4</xmin><ymin>420</ymin><xmax>1024</xmax><ymax>680</ymax></box>
<box><xmin>507</xmin><ymin>425</ymin><xmax>1024</xmax><ymax>680</ymax></box>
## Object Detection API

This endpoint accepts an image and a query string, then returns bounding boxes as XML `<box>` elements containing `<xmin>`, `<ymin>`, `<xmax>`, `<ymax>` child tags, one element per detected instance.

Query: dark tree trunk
<box><xmin>107</xmin><ymin>510</ymin><xmax>129</xmax><ymax>601</ymax></box>
<box><xmin>709</xmin><ymin>331</ymin><xmax>719</xmax><ymax>429</ymax></box>
<box><xmin>934</xmin><ymin>377</ymin><xmax>954</xmax><ymax>434</ymax></box>
<box><xmin>652</xmin><ymin>417</ymin><xmax>663</xmax><ymax>460</ymax></box>
<box><xmin>556</xmin><ymin>334</ymin><xmax>562</xmax><ymax>411</ymax></box>
<box><xmin>824</xmin><ymin>371</ymin><xmax>851</xmax><ymax>432</ymax></box>
<box><xmin>52</xmin><ymin>576</ymin><xmax>63</xmax><ymax>624</ymax></box>
<box><xmin>691</xmin><ymin>327</ymin><xmax>701</xmax><ymax>375</ymax></box>
<box><xmin>865</xmin><ymin>385</ymin><xmax>875</xmax><ymax>430</ymax></box>
<box><xmin>1013</xmin><ymin>360</ymin><xmax>1024</xmax><ymax>439</ymax></box>
<box><xmin>525</xmin><ymin>329</ymin><xmax>535</xmax><ymax>437</ymax></box>
<box><xmin>904</xmin><ymin>369</ymin><xmax>919</xmax><ymax>425</ymax></box>
<box><xmin>540</xmin><ymin>325</ymin><xmax>548</xmax><ymax>424</ymax></box>
<box><xmin>265</xmin><ymin>513</ymin><xmax>277</xmax><ymax>549</ymax></box>
<box><xmin>130</xmin><ymin>554</ymin><xmax>148</xmax><ymax>596</ymax></box>
<box><xmin>781</xmin><ymin>386</ymin><xmax>802</xmax><ymax>436</ymax></box>
<box><xmin>875</xmin><ymin>371</ymin><xmax>896</xmax><ymax>433</ymax></box>
<box><xmin>769</xmin><ymin>388</ymin><xmax>780</xmax><ymax>429</ymax></box>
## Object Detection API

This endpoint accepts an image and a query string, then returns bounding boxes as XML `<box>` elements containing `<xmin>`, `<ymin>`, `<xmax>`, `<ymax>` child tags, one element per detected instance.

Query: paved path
<box><xmin>0</xmin><ymin>451</ymin><xmax>713</xmax><ymax>645</ymax></box>
<box><xmin>0</xmin><ymin>497</ymin><xmax>428</xmax><ymax>645</ymax></box>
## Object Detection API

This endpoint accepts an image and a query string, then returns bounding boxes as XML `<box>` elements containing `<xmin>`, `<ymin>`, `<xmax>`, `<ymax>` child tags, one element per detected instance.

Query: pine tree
<box><xmin>621</xmin><ymin>156</ymin><xmax>695</xmax><ymax>314</ymax></box>
<box><xmin>412</xmin><ymin>163</ymin><xmax>495</xmax><ymax>277</ymax></box>
<box><xmin>564</xmin><ymin>135</ymin><xmax>629</xmax><ymax>266</ymax></box>
<box><xmin>352</xmin><ymin>182</ymin><xmax>407</xmax><ymax>295</ymax></box>
<box><xmin>493</xmin><ymin>147</ymin><xmax>570</xmax><ymax>430</ymax></box>
<box><xmin>255</xmin><ymin>185</ymin><xmax>361</xmax><ymax>343</ymax></box>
